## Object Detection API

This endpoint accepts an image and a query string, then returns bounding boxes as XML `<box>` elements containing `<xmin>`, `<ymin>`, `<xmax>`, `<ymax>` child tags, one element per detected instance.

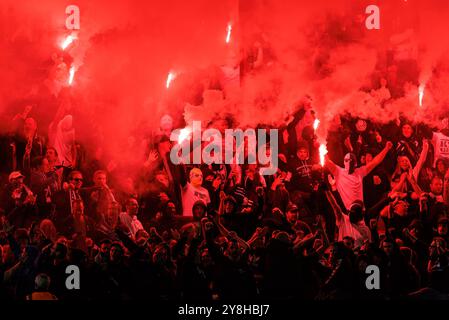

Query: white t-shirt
<box><xmin>53</xmin><ymin>115</ymin><xmax>75</xmax><ymax>167</ymax></box>
<box><xmin>182</xmin><ymin>183</ymin><xmax>211</xmax><ymax>217</ymax></box>
<box><xmin>432</xmin><ymin>132</ymin><xmax>449</xmax><ymax>166</ymax></box>
<box><xmin>336</xmin><ymin>214</ymin><xmax>371</xmax><ymax>249</ymax></box>
<box><xmin>335</xmin><ymin>166</ymin><xmax>367</xmax><ymax>210</ymax></box>
<box><xmin>119</xmin><ymin>212</ymin><xmax>144</xmax><ymax>237</ymax></box>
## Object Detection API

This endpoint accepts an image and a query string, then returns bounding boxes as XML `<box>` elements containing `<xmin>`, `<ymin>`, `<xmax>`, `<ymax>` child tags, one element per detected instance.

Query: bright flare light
<box><xmin>68</xmin><ymin>66</ymin><xmax>76</xmax><ymax>86</ymax></box>
<box><xmin>226</xmin><ymin>23</ymin><xmax>232</xmax><ymax>44</ymax></box>
<box><xmin>61</xmin><ymin>35</ymin><xmax>77</xmax><ymax>51</ymax></box>
<box><xmin>313</xmin><ymin>119</ymin><xmax>320</xmax><ymax>132</ymax></box>
<box><xmin>419</xmin><ymin>84</ymin><xmax>425</xmax><ymax>107</ymax></box>
<box><xmin>319</xmin><ymin>144</ymin><xmax>328</xmax><ymax>167</ymax></box>
<box><xmin>178</xmin><ymin>127</ymin><xmax>192</xmax><ymax>144</ymax></box>
<box><xmin>166</xmin><ymin>72</ymin><xmax>176</xmax><ymax>89</ymax></box>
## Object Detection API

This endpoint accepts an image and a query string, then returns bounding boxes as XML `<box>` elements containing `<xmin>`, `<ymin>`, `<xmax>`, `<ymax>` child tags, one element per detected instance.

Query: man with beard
<box><xmin>10</xmin><ymin>108</ymin><xmax>46</xmax><ymax>173</ymax></box>
<box><xmin>325</xmin><ymin>141</ymin><xmax>393</xmax><ymax>211</ymax></box>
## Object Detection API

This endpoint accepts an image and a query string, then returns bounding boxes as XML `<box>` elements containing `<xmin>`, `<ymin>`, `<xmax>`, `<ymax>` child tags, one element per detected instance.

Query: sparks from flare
<box><xmin>68</xmin><ymin>66</ymin><xmax>76</xmax><ymax>85</ymax></box>
<box><xmin>166</xmin><ymin>72</ymin><xmax>176</xmax><ymax>89</ymax></box>
<box><xmin>419</xmin><ymin>84</ymin><xmax>425</xmax><ymax>107</ymax></box>
<box><xmin>319</xmin><ymin>144</ymin><xmax>328</xmax><ymax>167</ymax></box>
<box><xmin>61</xmin><ymin>35</ymin><xmax>77</xmax><ymax>51</ymax></box>
<box><xmin>178</xmin><ymin>127</ymin><xmax>192</xmax><ymax>144</ymax></box>
<box><xmin>226</xmin><ymin>23</ymin><xmax>232</xmax><ymax>44</ymax></box>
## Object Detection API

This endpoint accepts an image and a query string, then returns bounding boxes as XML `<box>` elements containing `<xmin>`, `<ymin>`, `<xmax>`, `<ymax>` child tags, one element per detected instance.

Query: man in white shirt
<box><xmin>325</xmin><ymin>141</ymin><xmax>393</xmax><ymax>210</ymax></box>
<box><xmin>181</xmin><ymin>167</ymin><xmax>211</xmax><ymax>217</ymax></box>
<box><xmin>51</xmin><ymin>114</ymin><xmax>75</xmax><ymax>168</ymax></box>
<box><xmin>325</xmin><ymin>190</ymin><xmax>371</xmax><ymax>249</ymax></box>
<box><xmin>119</xmin><ymin>198</ymin><xmax>144</xmax><ymax>239</ymax></box>
<box><xmin>432</xmin><ymin>131</ymin><xmax>449</xmax><ymax>167</ymax></box>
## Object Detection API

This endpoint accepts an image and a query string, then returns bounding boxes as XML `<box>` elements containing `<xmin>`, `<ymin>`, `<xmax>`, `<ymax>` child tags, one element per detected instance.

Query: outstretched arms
<box><xmin>365</xmin><ymin>141</ymin><xmax>393</xmax><ymax>175</ymax></box>
<box><xmin>324</xmin><ymin>190</ymin><xmax>344</xmax><ymax>222</ymax></box>
<box><xmin>324</xmin><ymin>155</ymin><xmax>338</xmax><ymax>176</ymax></box>
<box><xmin>413</xmin><ymin>139</ymin><xmax>429</xmax><ymax>180</ymax></box>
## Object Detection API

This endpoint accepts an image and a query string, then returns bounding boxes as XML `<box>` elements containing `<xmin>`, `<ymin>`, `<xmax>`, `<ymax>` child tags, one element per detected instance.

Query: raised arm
<box><xmin>49</xmin><ymin>101</ymin><xmax>68</xmax><ymax>139</ymax></box>
<box><xmin>324</xmin><ymin>190</ymin><xmax>344</xmax><ymax>222</ymax></box>
<box><xmin>391</xmin><ymin>172</ymin><xmax>407</xmax><ymax>193</ymax></box>
<box><xmin>324</xmin><ymin>155</ymin><xmax>338</xmax><ymax>176</ymax></box>
<box><xmin>406</xmin><ymin>173</ymin><xmax>423</xmax><ymax>196</ymax></box>
<box><xmin>214</xmin><ymin>215</ymin><xmax>250</xmax><ymax>251</ymax></box>
<box><xmin>365</xmin><ymin>141</ymin><xmax>393</xmax><ymax>175</ymax></box>
<box><xmin>413</xmin><ymin>139</ymin><xmax>429</xmax><ymax>180</ymax></box>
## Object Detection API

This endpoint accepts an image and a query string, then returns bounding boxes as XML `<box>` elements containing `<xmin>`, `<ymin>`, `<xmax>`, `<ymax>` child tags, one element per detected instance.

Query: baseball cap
<box><xmin>9</xmin><ymin>171</ymin><xmax>24</xmax><ymax>182</ymax></box>
<box><xmin>287</xmin><ymin>203</ymin><xmax>299</xmax><ymax>212</ymax></box>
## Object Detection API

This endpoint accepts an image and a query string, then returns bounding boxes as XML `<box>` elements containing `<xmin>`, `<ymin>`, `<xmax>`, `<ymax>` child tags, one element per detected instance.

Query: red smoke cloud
<box><xmin>1</xmin><ymin>0</ymin><xmax>449</xmax><ymax>166</ymax></box>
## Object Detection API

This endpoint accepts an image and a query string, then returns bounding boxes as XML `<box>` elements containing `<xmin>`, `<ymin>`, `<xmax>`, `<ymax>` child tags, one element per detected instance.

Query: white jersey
<box><xmin>337</xmin><ymin>214</ymin><xmax>371</xmax><ymax>249</ymax></box>
<box><xmin>182</xmin><ymin>183</ymin><xmax>211</xmax><ymax>217</ymax></box>
<box><xmin>335</xmin><ymin>166</ymin><xmax>367</xmax><ymax>210</ymax></box>
<box><xmin>432</xmin><ymin>132</ymin><xmax>449</xmax><ymax>167</ymax></box>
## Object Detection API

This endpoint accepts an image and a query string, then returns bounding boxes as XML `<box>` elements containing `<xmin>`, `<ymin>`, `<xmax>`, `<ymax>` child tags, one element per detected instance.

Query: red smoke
<box><xmin>1</xmin><ymin>0</ymin><xmax>449</xmax><ymax>168</ymax></box>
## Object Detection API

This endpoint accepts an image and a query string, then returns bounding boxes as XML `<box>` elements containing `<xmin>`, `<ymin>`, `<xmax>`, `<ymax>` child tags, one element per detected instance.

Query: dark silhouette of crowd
<box><xmin>1</xmin><ymin>97</ymin><xmax>449</xmax><ymax>301</ymax></box>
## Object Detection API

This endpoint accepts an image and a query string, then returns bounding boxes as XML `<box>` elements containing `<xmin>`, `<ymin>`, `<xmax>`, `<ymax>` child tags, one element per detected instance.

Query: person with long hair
<box><xmin>391</xmin><ymin>139</ymin><xmax>429</xmax><ymax>193</ymax></box>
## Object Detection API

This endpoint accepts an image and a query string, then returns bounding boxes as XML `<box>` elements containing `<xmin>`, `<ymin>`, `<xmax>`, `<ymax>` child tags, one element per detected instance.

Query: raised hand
<box><xmin>147</xmin><ymin>150</ymin><xmax>159</xmax><ymax>164</ymax></box>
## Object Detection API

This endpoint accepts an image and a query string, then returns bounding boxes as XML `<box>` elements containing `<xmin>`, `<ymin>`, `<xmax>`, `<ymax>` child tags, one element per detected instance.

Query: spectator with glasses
<box><xmin>53</xmin><ymin>171</ymin><xmax>86</xmax><ymax>236</ymax></box>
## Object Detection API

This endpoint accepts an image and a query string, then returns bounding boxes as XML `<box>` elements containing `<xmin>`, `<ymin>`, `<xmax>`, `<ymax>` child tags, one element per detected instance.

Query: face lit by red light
<box><xmin>160</xmin><ymin>115</ymin><xmax>173</xmax><ymax>132</ymax></box>
<box><xmin>156</xmin><ymin>173</ymin><xmax>169</xmax><ymax>188</ymax></box>
<box><xmin>398</xmin><ymin>156</ymin><xmax>411</xmax><ymax>171</ymax></box>
<box><xmin>402</xmin><ymin>124</ymin><xmax>413</xmax><ymax>139</ymax></box>
<box><xmin>297</xmin><ymin>148</ymin><xmax>309</xmax><ymax>161</ymax></box>
<box><xmin>437</xmin><ymin>160</ymin><xmax>446</xmax><ymax>174</ymax></box>
<box><xmin>46</xmin><ymin>148</ymin><xmax>58</xmax><ymax>163</ymax></box>
<box><xmin>224</xmin><ymin>200</ymin><xmax>235</xmax><ymax>214</ymax></box>
<box><xmin>23</xmin><ymin>118</ymin><xmax>37</xmax><ymax>137</ymax></box>
<box><xmin>382</xmin><ymin>241</ymin><xmax>394</xmax><ymax>257</ymax></box>
<box><xmin>286</xmin><ymin>209</ymin><xmax>299</xmax><ymax>224</ymax></box>
<box><xmin>94</xmin><ymin>173</ymin><xmax>107</xmax><ymax>187</ymax></box>
<box><xmin>40</xmin><ymin>158</ymin><xmax>51</xmax><ymax>174</ymax></box>
<box><xmin>430</xmin><ymin>177</ymin><xmax>444</xmax><ymax>195</ymax></box>
<box><xmin>365</xmin><ymin>153</ymin><xmax>373</xmax><ymax>164</ymax></box>
<box><xmin>126</xmin><ymin>198</ymin><xmax>139</xmax><ymax>216</ymax></box>
<box><xmin>69</xmin><ymin>172</ymin><xmax>83</xmax><ymax>190</ymax></box>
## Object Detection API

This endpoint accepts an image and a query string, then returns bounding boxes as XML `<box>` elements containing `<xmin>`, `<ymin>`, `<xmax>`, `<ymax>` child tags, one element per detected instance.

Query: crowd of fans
<box><xmin>2</xmin><ymin>87</ymin><xmax>449</xmax><ymax>301</ymax></box>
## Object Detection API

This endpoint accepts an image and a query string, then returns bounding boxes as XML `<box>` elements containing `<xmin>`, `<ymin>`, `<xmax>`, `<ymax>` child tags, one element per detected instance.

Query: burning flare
<box><xmin>313</xmin><ymin>119</ymin><xmax>320</xmax><ymax>132</ymax></box>
<box><xmin>68</xmin><ymin>66</ymin><xmax>76</xmax><ymax>86</ymax></box>
<box><xmin>166</xmin><ymin>72</ymin><xmax>176</xmax><ymax>89</ymax></box>
<box><xmin>319</xmin><ymin>144</ymin><xmax>328</xmax><ymax>167</ymax></box>
<box><xmin>61</xmin><ymin>34</ymin><xmax>77</xmax><ymax>51</ymax></box>
<box><xmin>419</xmin><ymin>84</ymin><xmax>425</xmax><ymax>107</ymax></box>
<box><xmin>226</xmin><ymin>23</ymin><xmax>232</xmax><ymax>44</ymax></box>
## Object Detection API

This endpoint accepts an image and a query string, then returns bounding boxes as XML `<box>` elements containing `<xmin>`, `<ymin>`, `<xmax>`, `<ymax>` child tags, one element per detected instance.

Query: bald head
<box><xmin>189</xmin><ymin>168</ymin><xmax>203</xmax><ymax>187</ymax></box>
